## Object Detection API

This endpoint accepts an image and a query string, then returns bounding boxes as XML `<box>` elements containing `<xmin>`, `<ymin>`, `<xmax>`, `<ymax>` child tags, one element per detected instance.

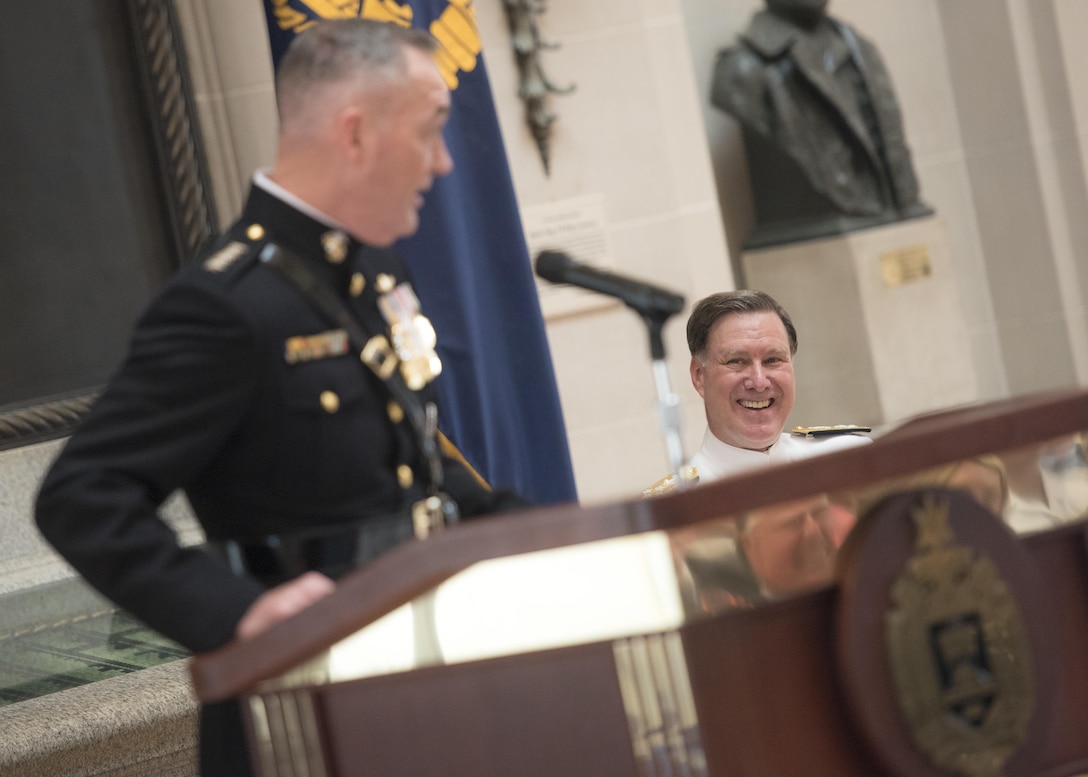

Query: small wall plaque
<box><xmin>881</xmin><ymin>245</ymin><xmax>932</xmax><ymax>287</ymax></box>
<box><xmin>522</xmin><ymin>194</ymin><xmax>615</xmax><ymax>320</ymax></box>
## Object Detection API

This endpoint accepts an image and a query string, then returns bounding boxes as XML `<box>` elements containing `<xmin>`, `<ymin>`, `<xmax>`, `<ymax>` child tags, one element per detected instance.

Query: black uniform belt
<box><xmin>209</xmin><ymin>495</ymin><xmax>458</xmax><ymax>587</ymax></box>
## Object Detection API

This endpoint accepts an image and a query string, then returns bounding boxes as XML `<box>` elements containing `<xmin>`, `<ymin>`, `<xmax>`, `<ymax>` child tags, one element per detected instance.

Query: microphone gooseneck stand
<box><xmin>534</xmin><ymin>250</ymin><xmax>689</xmax><ymax>490</ymax></box>
<box><xmin>643</xmin><ymin>310</ymin><xmax>688</xmax><ymax>491</ymax></box>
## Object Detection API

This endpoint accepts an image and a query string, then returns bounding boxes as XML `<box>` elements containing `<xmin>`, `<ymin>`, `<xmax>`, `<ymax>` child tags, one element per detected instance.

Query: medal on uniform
<box><xmin>377</xmin><ymin>283</ymin><xmax>442</xmax><ymax>391</ymax></box>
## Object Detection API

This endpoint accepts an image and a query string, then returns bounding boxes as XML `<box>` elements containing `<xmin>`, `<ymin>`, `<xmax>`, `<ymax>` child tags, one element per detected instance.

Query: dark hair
<box><xmin>686</xmin><ymin>290</ymin><xmax>798</xmax><ymax>358</ymax></box>
<box><xmin>275</xmin><ymin>19</ymin><xmax>437</xmax><ymax>119</ymax></box>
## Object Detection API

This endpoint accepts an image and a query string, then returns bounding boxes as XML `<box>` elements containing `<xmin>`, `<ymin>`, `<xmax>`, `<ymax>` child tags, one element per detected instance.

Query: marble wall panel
<box><xmin>911</xmin><ymin>156</ymin><xmax>1009</xmax><ymax>399</ymax></box>
<box><xmin>1016</xmin><ymin>0</ymin><xmax>1088</xmax><ymax>382</ymax></box>
<box><xmin>477</xmin><ymin>0</ymin><xmax>731</xmax><ymax>498</ymax></box>
<box><xmin>963</xmin><ymin>144</ymin><xmax>1076</xmax><ymax>390</ymax></box>
<box><xmin>178</xmin><ymin>0</ymin><xmax>277</xmax><ymax>218</ymax></box>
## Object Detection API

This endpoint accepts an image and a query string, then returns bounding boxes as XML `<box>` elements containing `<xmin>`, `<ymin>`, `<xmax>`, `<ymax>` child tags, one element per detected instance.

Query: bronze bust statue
<box><xmin>711</xmin><ymin>0</ymin><xmax>931</xmax><ymax>248</ymax></box>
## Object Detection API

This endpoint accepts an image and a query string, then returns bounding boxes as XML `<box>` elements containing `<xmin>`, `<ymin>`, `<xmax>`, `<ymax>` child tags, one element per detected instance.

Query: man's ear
<box><xmin>335</xmin><ymin>105</ymin><xmax>369</xmax><ymax>164</ymax></box>
<box><xmin>690</xmin><ymin>356</ymin><xmax>706</xmax><ymax>398</ymax></box>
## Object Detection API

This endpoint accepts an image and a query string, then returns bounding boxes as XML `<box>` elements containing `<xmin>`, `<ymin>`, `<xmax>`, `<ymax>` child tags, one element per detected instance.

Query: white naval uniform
<box><xmin>688</xmin><ymin>427</ymin><xmax>872</xmax><ymax>484</ymax></box>
<box><xmin>642</xmin><ymin>426</ymin><xmax>871</xmax><ymax>497</ymax></box>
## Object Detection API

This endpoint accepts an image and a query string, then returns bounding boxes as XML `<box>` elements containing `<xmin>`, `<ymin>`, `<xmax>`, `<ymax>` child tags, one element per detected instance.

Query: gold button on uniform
<box><xmin>376</xmin><ymin>273</ymin><xmax>396</xmax><ymax>293</ymax></box>
<box><xmin>246</xmin><ymin>224</ymin><xmax>265</xmax><ymax>241</ymax></box>
<box><xmin>397</xmin><ymin>464</ymin><xmax>414</xmax><ymax>488</ymax></box>
<box><xmin>350</xmin><ymin>273</ymin><xmax>366</xmax><ymax>297</ymax></box>
<box><xmin>319</xmin><ymin>390</ymin><xmax>340</xmax><ymax>414</ymax></box>
<box><xmin>387</xmin><ymin>401</ymin><xmax>404</xmax><ymax>423</ymax></box>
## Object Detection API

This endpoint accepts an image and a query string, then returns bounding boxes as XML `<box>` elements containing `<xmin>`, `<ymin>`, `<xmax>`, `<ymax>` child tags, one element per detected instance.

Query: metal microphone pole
<box><xmin>532</xmin><ymin>250</ymin><xmax>688</xmax><ymax>490</ymax></box>
<box><xmin>642</xmin><ymin>312</ymin><xmax>688</xmax><ymax>491</ymax></box>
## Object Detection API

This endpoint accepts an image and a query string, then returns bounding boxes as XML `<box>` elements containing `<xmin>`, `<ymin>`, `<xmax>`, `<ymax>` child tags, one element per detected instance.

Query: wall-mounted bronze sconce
<box><xmin>501</xmin><ymin>0</ymin><xmax>574</xmax><ymax>175</ymax></box>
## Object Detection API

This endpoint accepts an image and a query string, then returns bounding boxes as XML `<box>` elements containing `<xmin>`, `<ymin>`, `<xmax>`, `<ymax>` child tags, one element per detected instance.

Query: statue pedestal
<box><xmin>741</xmin><ymin>215</ymin><xmax>979</xmax><ymax>428</ymax></box>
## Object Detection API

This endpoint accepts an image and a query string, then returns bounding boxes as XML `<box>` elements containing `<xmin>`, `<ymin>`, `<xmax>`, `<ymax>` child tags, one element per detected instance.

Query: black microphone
<box><xmin>534</xmin><ymin>250</ymin><xmax>684</xmax><ymax>319</ymax></box>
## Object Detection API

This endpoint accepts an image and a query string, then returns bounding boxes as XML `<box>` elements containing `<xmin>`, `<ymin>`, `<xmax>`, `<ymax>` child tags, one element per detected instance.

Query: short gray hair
<box><xmin>275</xmin><ymin>19</ymin><xmax>438</xmax><ymax>126</ymax></box>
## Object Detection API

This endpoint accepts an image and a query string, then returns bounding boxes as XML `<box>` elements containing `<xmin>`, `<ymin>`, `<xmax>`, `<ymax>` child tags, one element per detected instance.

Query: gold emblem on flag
<box><xmin>361</xmin><ymin>0</ymin><xmax>413</xmax><ymax>26</ymax></box>
<box><xmin>428</xmin><ymin>0</ymin><xmax>480</xmax><ymax>89</ymax></box>
<box><xmin>271</xmin><ymin>1</ymin><xmax>414</xmax><ymax>34</ymax></box>
<box><xmin>886</xmin><ymin>494</ymin><xmax>1035</xmax><ymax>777</ymax></box>
<box><xmin>269</xmin><ymin>1</ymin><xmax>478</xmax><ymax>92</ymax></box>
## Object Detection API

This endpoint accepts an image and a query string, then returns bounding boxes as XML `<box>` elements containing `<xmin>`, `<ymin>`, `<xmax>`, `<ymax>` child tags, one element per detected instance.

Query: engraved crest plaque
<box><xmin>885</xmin><ymin>494</ymin><xmax>1035</xmax><ymax>777</ymax></box>
<box><xmin>836</xmin><ymin>487</ymin><xmax>1052</xmax><ymax>777</ymax></box>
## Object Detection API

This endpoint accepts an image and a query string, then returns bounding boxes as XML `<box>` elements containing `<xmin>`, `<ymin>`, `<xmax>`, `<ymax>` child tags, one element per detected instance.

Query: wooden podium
<box><xmin>191</xmin><ymin>389</ymin><xmax>1088</xmax><ymax>777</ymax></box>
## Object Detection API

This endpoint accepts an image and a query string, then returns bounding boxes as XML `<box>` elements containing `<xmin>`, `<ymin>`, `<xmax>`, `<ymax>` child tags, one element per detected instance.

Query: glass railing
<box><xmin>0</xmin><ymin>577</ymin><xmax>188</xmax><ymax>707</ymax></box>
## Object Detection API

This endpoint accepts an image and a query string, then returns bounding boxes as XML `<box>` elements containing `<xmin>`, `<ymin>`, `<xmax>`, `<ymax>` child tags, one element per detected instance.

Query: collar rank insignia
<box><xmin>321</xmin><ymin>230</ymin><xmax>348</xmax><ymax>264</ymax></box>
<box><xmin>284</xmin><ymin>329</ymin><xmax>350</xmax><ymax>365</ymax></box>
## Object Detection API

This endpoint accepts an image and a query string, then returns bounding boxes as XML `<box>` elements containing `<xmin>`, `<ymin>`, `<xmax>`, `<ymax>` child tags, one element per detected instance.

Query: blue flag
<box><xmin>262</xmin><ymin>1</ymin><xmax>577</xmax><ymax>504</ymax></box>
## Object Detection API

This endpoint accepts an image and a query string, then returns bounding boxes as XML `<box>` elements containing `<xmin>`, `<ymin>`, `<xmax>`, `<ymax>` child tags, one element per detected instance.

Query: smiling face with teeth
<box><xmin>690</xmin><ymin>311</ymin><xmax>796</xmax><ymax>452</ymax></box>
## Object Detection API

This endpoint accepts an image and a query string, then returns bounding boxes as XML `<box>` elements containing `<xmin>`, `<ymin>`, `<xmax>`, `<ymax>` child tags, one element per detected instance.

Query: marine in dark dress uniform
<box><xmin>35</xmin><ymin>20</ymin><xmax>523</xmax><ymax>776</ymax></box>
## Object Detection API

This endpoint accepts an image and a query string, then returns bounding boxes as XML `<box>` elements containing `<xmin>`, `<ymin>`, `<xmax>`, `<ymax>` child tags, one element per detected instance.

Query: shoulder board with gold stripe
<box><xmin>642</xmin><ymin>467</ymin><xmax>700</xmax><ymax>498</ymax></box>
<box><xmin>791</xmin><ymin>424</ymin><xmax>872</xmax><ymax>437</ymax></box>
<box><xmin>203</xmin><ymin>222</ymin><xmax>269</xmax><ymax>274</ymax></box>
<box><xmin>203</xmin><ymin>241</ymin><xmax>250</xmax><ymax>273</ymax></box>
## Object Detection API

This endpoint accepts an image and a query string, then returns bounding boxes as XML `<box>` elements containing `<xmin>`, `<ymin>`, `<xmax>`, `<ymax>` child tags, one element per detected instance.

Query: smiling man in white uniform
<box><xmin>646</xmin><ymin>290</ymin><xmax>868</xmax><ymax>495</ymax></box>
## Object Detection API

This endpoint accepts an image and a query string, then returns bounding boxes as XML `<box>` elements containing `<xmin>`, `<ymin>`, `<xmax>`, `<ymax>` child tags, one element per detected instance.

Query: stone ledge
<box><xmin>0</xmin><ymin>437</ymin><xmax>205</xmax><ymax>776</ymax></box>
<box><xmin>0</xmin><ymin>660</ymin><xmax>198</xmax><ymax>777</ymax></box>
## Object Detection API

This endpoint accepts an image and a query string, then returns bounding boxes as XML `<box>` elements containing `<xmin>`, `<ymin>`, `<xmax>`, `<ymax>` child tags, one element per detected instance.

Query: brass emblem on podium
<box><xmin>886</xmin><ymin>494</ymin><xmax>1034</xmax><ymax>777</ymax></box>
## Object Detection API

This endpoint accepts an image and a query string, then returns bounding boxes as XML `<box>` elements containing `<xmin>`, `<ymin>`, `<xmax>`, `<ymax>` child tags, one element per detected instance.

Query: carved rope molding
<box><xmin>127</xmin><ymin>0</ymin><xmax>219</xmax><ymax>263</ymax></box>
<box><xmin>0</xmin><ymin>2</ymin><xmax>217</xmax><ymax>452</ymax></box>
<box><xmin>0</xmin><ymin>393</ymin><xmax>102</xmax><ymax>453</ymax></box>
